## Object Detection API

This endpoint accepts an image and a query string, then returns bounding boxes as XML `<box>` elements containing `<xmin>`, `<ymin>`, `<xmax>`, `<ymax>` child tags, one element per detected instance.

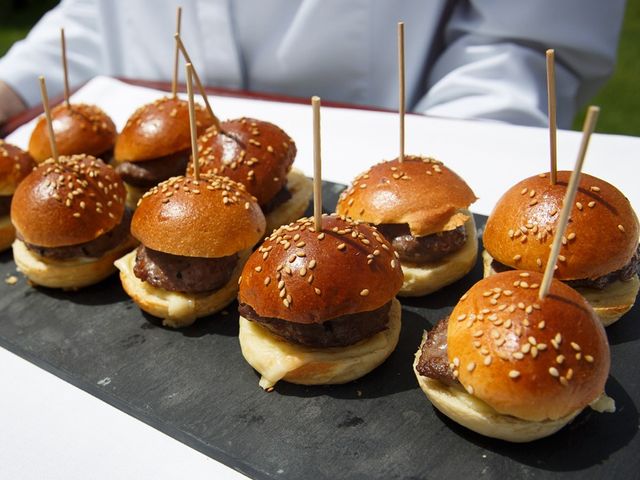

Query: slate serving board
<box><xmin>0</xmin><ymin>181</ymin><xmax>638</xmax><ymax>480</ymax></box>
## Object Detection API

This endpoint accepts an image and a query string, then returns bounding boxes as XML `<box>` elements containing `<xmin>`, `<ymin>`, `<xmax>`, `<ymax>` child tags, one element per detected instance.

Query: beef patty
<box><xmin>415</xmin><ymin>316</ymin><xmax>458</xmax><ymax>386</ymax></box>
<box><xmin>116</xmin><ymin>150</ymin><xmax>190</xmax><ymax>188</ymax></box>
<box><xmin>376</xmin><ymin>224</ymin><xmax>467</xmax><ymax>264</ymax></box>
<box><xmin>133</xmin><ymin>244</ymin><xmax>238</xmax><ymax>293</ymax></box>
<box><xmin>491</xmin><ymin>244</ymin><xmax>640</xmax><ymax>290</ymax></box>
<box><xmin>0</xmin><ymin>195</ymin><xmax>11</xmax><ymax>217</ymax></box>
<box><xmin>19</xmin><ymin>208</ymin><xmax>133</xmax><ymax>260</ymax></box>
<box><xmin>238</xmin><ymin>301</ymin><xmax>391</xmax><ymax>348</ymax></box>
<box><xmin>262</xmin><ymin>185</ymin><xmax>292</xmax><ymax>214</ymax></box>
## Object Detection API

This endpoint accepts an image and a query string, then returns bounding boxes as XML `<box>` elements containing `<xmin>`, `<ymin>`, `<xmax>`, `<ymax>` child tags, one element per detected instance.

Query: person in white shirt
<box><xmin>0</xmin><ymin>0</ymin><xmax>626</xmax><ymax>128</ymax></box>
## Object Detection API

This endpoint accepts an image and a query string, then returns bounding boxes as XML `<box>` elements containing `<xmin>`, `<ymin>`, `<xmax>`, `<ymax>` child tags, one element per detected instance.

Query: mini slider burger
<box><xmin>187</xmin><ymin>118</ymin><xmax>312</xmax><ymax>234</ymax></box>
<box><xmin>336</xmin><ymin>156</ymin><xmax>477</xmax><ymax>296</ymax></box>
<box><xmin>114</xmin><ymin>97</ymin><xmax>215</xmax><ymax>208</ymax></box>
<box><xmin>28</xmin><ymin>103</ymin><xmax>117</xmax><ymax>163</ymax></box>
<box><xmin>483</xmin><ymin>171</ymin><xmax>639</xmax><ymax>326</ymax></box>
<box><xmin>0</xmin><ymin>141</ymin><xmax>36</xmax><ymax>251</ymax></box>
<box><xmin>413</xmin><ymin>270</ymin><xmax>614</xmax><ymax>442</ymax></box>
<box><xmin>11</xmin><ymin>154</ymin><xmax>136</xmax><ymax>289</ymax></box>
<box><xmin>115</xmin><ymin>174</ymin><xmax>266</xmax><ymax>328</ymax></box>
<box><xmin>237</xmin><ymin>214</ymin><xmax>404</xmax><ymax>390</ymax></box>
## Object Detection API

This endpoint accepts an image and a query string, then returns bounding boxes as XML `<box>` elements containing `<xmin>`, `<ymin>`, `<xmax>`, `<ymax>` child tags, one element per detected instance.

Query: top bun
<box><xmin>11</xmin><ymin>155</ymin><xmax>126</xmax><ymax>247</ymax></box>
<box><xmin>132</xmin><ymin>174</ymin><xmax>265</xmax><ymax>258</ymax></box>
<box><xmin>448</xmin><ymin>270</ymin><xmax>609</xmax><ymax>422</ymax></box>
<box><xmin>28</xmin><ymin>103</ymin><xmax>117</xmax><ymax>163</ymax></box>
<box><xmin>336</xmin><ymin>156</ymin><xmax>477</xmax><ymax>236</ymax></box>
<box><xmin>238</xmin><ymin>214</ymin><xmax>404</xmax><ymax>324</ymax></box>
<box><xmin>483</xmin><ymin>171</ymin><xmax>639</xmax><ymax>280</ymax></box>
<box><xmin>114</xmin><ymin>96</ymin><xmax>214</xmax><ymax>163</ymax></box>
<box><xmin>186</xmin><ymin>118</ymin><xmax>296</xmax><ymax>205</ymax></box>
<box><xmin>0</xmin><ymin>141</ymin><xmax>36</xmax><ymax>196</ymax></box>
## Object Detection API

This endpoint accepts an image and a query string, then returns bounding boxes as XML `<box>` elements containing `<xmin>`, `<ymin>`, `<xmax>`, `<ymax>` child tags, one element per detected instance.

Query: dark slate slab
<box><xmin>0</xmin><ymin>181</ymin><xmax>638</xmax><ymax>480</ymax></box>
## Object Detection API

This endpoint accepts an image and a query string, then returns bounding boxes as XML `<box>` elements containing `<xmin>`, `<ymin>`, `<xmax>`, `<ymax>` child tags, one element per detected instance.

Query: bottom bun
<box><xmin>264</xmin><ymin>168</ymin><xmax>313</xmax><ymax>235</ymax></box>
<box><xmin>12</xmin><ymin>237</ymin><xmax>137</xmax><ymax>289</ymax></box>
<box><xmin>125</xmin><ymin>183</ymin><xmax>148</xmax><ymax>210</ymax></box>
<box><xmin>483</xmin><ymin>250</ymin><xmax>638</xmax><ymax>327</ymax></box>
<box><xmin>0</xmin><ymin>215</ymin><xmax>15</xmax><ymax>252</ymax></box>
<box><xmin>115</xmin><ymin>248</ymin><xmax>249</xmax><ymax>328</ymax></box>
<box><xmin>399</xmin><ymin>214</ymin><xmax>478</xmax><ymax>297</ymax></box>
<box><xmin>412</xmin><ymin>333</ymin><xmax>580</xmax><ymax>442</ymax></box>
<box><xmin>239</xmin><ymin>297</ymin><xmax>401</xmax><ymax>390</ymax></box>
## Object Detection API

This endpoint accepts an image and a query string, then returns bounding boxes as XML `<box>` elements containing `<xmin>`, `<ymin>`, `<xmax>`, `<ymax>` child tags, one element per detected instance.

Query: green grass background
<box><xmin>1</xmin><ymin>0</ymin><xmax>638</xmax><ymax>136</ymax></box>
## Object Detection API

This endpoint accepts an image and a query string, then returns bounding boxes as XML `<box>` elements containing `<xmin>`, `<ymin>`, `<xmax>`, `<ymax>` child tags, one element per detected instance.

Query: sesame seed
<box><xmin>473</xmin><ymin>330</ymin><xmax>483</xmax><ymax>337</ymax></box>
<box><xmin>590</xmin><ymin>186</ymin><xmax>601</xmax><ymax>192</ymax></box>
<box><xmin>618</xmin><ymin>224</ymin><xmax>626</xmax><ymax>233</ymax></box>
<box><xmin>453</xmin><ymin>357</ymin><xmax>460</xmax><ymax>367</ymax></box>
<box><xmin>513</xmin><ymin>254</ymin><xmax>522</xmax><ymax>262</ymax></box>
<box><xmin>585</xmin><ymin>355</ymin><xmax>594</xmax><ymax>363</ymax></box>
<box><xmin>549</xmin><ymin>367</ymin><xmax>559</xmax><ymax>377</ymax></box>
<box><xmin>556</xmin><ymin>355</ymin><xmax>565</xmax><ymax>364</ymax></box>
<box><xmin>264</xmin><ymin>277</ymin><xmax>271</xmax><ymax>286</ymax></box>
<box><xmin>483</xmin><ymin>355</ymin><xmax>493</xmax><ymax>367</ymax></box>
<box><xmin>254</xmin><ymin>266</ymin><xmax>262</xmax><ymax>272</ymax></box>
<box><xmin>337</xmin><ymin>243</ymin><xmax>346</xmax><ymax>251</ymax></box>
<box><xmin>576</xmin><ymin>353</ymin><xmax>582</xmax><ymax>360</ymax></box>
<box><xmin>317</xmin><ymin>233</ymin><xmax>325</xmax><ymax>240</ymax></box>
<box><xmin>570</xmin><ymin>342</ymin><xmax>581</xmax><ymax>351</ymax></box>
<box><xmin>513</xmin><ymin>352</ymin><xmax>524</xmax><ymax>360</ymax></box>
<box><xmin>314</xmin><ymin>288</ymin><xmax>321</xmax><ymax>295</ymax></box>
<box><xmin>457</xmin><ymin>314</ymin><xmax>467</xmax><ymax>321</ymax></box>
<box><xmin>360</xmin><ymin>289</ymin><xmax>370</xmax><ymax>297</ymax></box>
<box><xmin>308</xmin><ymin>260</ymin><xmax>316</xmax><ymax>269</ymax></box>
<box><xmin>576</xmin><ymin>202</ymin><xmax>583</xmax><ymax>210</ymax></box>
<box><xmin>560</xmin><ymin>377</ymin><xmax>569</xmax><ymax>386</ymax></box>
<box><xmin>508</xmin><ymin>370</ymin><xmax>520</xmax><ymax>379</ymax></box>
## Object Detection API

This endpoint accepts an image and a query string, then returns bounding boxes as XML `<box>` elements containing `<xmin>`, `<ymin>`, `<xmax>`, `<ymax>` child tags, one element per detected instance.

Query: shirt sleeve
<box><xmin>415</xmin><ymin>0</ymin><xmax>626</xmax><ymax>127</ymax></box>
<box><xmin>0</xmin><ymin>0</ymin><xmax>102</xmax><ymax>108</ymax></box>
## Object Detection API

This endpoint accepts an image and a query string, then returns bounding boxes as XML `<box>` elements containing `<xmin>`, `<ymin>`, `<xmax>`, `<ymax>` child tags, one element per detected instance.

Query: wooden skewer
<box><xmin>539</xmin><ymin>105</ymin><xmax>600</xmax><ymax>299</ymax></box>
<box><xmin>171</xmin><ymin>7</ymin><xmax>182</xmax><ymax>98</ymax></box>
<box><xmin>398</xmin><ymin>22</ymin><xmax>405</xmax><ymax>163</ymax></box>
<box><xmin>186</xmin><ymin>63</ymin><xmax>200</xmax><ymax>181</ymax></box>
<box><xmin>39</xmin><ymin>76</ymin><xmax>59</xmax><ymax>162</ymax></box>
<box><xmin>546</xmin><ymin>49</ymin><xmax>557</xmax><ymax>185</ymax></box>
<box><xmin>60</xmin><ymin>28</ymin><xmax>70</xmax><ymax>107</ymax></box>
<box><xmin>312</xmin><ymin>96</ymin><xmax>322</xmax><ymax>231</ymax></box>
<box><xmin>174</xmin><ymin>33</ymin><xmax>220</xmax><ymax>128</ymax></box>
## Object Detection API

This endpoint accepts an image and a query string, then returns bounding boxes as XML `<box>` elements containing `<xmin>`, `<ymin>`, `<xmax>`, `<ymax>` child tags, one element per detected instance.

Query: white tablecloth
<box><xmin>3</xmin><ymin>76</ymin><xmax>639</xmax><ymax>480</ymax></box>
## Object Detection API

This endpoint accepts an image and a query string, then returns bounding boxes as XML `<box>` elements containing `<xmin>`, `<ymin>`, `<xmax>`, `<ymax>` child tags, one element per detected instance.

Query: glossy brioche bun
<box><xmin>13</xmin><ymin>236</ymin><xmax>136</xmax><ymax>289</ymax></box>
<box><xmin>114</xmin><ymin>96</ymin><xmax>214</xmax><ymax>163</ymax></box>
<box><xmin>238</xmin><ymin>214</ymin><xmax>404</xmax><ymax>324</ymax></box>
<box><xmin>412</xmin><ymin>336</ymin><xmax>581</xmax><ymax>443</ymax></box>
<box><xmin>11</xmin><ymin>155</ymin><xmax>126</xmax><ymax>248</ymax></box>
<box><xmin>187</xmin><ymin>117</ymin><xmax>296</xmax><ymax>206</ymax></box>
<box><xmin>132</xmin><ymin>174</ymin><xmax>265</xmax><ymax>258</ymax></box>
<box><xmin>483</xmin><ymin>171</ymin><xmax>639</xmax><ymax>280</ymax></box>
<box><xmin>264</xmin><ymin>168</ymin><xmax>312</xmax><ymax>235</ymax></box>
<box><xmin>0</xmin><ymin>215</ymin><xmax>15</xmax><ymax>252</ymax></box>
<box><xmin>400</xmin><ymin>214</ymin><xmax>477</xmax><ymax>296</ymax></box>
<box><xmin>115</xmin><ymin>249</ymin><xmax>249</xmax><ymax>328</ymax></box>
<box><xmin>28</xmin><ymin>103</ymin><xmax>116</xmax><ymax>163</ymax></box>
<box><xmin>446</xmin><ymin>270</ymin><xmax>609</xmax><ymax>423</ymax></box>
<box><xmin>483</xmin><ymin>250</ymin><xmax>640</xmax><ymax>327</ymax></box>
<box><xmin>239</xmin><ymin>298</ymin><xmax>401</xmax><ymax>390</ymax></box>
<box><xmin>0</xmin><ymin>141</ymin><xmax>36</xmax><ymax>195</ymax></box>
<box><xmin>336</xmin><ymin>156</ymin><xmax>477</xmax><ymax>236</ymax></box>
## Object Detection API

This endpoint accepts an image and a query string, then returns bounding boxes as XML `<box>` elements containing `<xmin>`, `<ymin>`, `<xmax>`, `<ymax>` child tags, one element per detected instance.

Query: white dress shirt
<box><xmin>0</xmin><ymin>0</ymin><xmax>625</xmax><ymax>127</ymax></box>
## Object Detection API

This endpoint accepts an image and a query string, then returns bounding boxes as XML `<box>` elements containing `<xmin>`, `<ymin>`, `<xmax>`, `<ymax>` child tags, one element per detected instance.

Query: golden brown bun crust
<box><xmin>114</xmin><ymin>96</ymin><xmax>214</xmax><ymax>163</ymax></box>
<box><xmin>238</xmin><ymin>214</ymin><xmax>404</xmax><ymax>324</ymax></box>
<box><xmin>0</xmin><ymin>141</ymin><xmax>36</xmax><ymax>195</ymax></box>
<box><xmin>483</xmin><ymin>171</ymin><xmax>639</xmax><ymax>280</ymax></box>
<box><xmin>187</xmin><ymin>118</ymin><xmax>296</xmax><ymax>205</ymax></box>
<box><xmin>448</xmin><ymin>270</ymin><xmax>610</xmax><ymax>422</ymax></box>
<box><xmin>0</xmin><ymin>216</ymin><xmax>15</xmax><ymax>251</ymax></box>
<box><xmin>28</xmin><ymin>103</ymin><xmax>117</xmax><ymax>162</ymax></box>
<box><xmin>336</xmin><ymin>156</ymin><xmax>477</xmax><ymax>236</ymax></box>
<box><xmin>11</xmin><ymin>155</ymin><xmax>126</xmax><ymax>247</ymax></box>
<box><xmin>132</xmin><ymin>174</ymin><xmax>265</xmax><ymax>258</ymax></box>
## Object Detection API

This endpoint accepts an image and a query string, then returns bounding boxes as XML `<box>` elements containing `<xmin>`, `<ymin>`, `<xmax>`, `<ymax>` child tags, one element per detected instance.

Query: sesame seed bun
<box><xmin>239</xmin><ymin>297</ymin><xmax>401</xmax><ymax>390</ymax></box>
<box><xmin>187</xmin><ymin>117</ymin><xmax>296</xmax><ymax>206</ymax></box>
<box><xmin>13</xmin><ymin>236</ymin><xmax>137</xmax><ymax>289</ymax></box>
<box><xmin>445</xmin><ymin>270</ymin><xmax>610</xmax><ymax>423</ymax></box>
<box><xmin>238</xmin><ymin>214</ymin><xmax>404</xmax><ymax>324</ymax></box>
<box><xmin>482</xmin><ymin>250</ymin><xmax>639</xmax><ymax>326</ymax></box>
<box><xmin>264</xmin><ymin>168</ymin><xmax>313</xmax><ymax>235</ymax></box>
<box><xmin>399</xmin><ymin>214</ymin><xmax>477</xmax><ymax>296</ymax></box>
<box><xmin>0</xmin><ymin>215</ymin><xmax>15</xmax><ymax>252</ymax></box>
<box><xmin>114</xmin><ymin>97</ymin><xmax>214</xmax><ymax>163</ymax></box>
<box><xmin>412</xmin><ymin>336</ymin><xmax>581</xmax><ymax>442</ymax></box>
<box><xmin>28</xmin><ymin>104</ymin><xmax>117</xmax><ymax>163</ymax></box>
<box><xmin>115</xmin><ymin>248</ymin><xmax>249</xmax><ymax>328</ymax></box>
<box><xmin>336</xmin><ymin>156</ymin><xmax>477</xmax><ymax>237</ymax></box>
<box><xmin>131</xmin><ymin>175</ymin><xmax>265</xmax><ymax>258</ymax></box>
<box><xmin>11</xmin><ymin>155</ymin><xmax>126</xmax><ymax>248</ymax></box>
<box><xmin>483</xmin><ymin>171</ymin><xmax>639</xmax><ymax>280</ymax></box>
<box><xmin>0</xmin><ymin>141</ymin><xmax>36</xmax><ymax>196</ymax></box>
